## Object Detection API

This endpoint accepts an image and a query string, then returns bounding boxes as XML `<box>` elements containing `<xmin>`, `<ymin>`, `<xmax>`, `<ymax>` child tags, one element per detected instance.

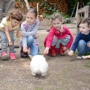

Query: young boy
<box><xmin>68</xmin><ymin>18</ymin><xmax>90</xmax><ymax>59</ymax></box>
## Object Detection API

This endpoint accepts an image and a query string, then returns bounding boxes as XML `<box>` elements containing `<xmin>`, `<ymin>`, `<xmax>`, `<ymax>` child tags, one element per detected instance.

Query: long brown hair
<box><xmin>7</xmin><ymin>9</ymin><xmax>23</xmax><ymax>21</ymax></box>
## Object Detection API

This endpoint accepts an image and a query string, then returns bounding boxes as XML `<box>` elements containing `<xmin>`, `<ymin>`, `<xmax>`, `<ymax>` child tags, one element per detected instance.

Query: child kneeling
<box><xmin>68</xmin><ymin>18</ymin><xmax>90</xmax><ymax>59</ymax></box>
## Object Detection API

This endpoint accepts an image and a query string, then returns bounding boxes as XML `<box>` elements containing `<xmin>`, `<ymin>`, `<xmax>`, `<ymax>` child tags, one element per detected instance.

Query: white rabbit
<box><xmin>30</xmin><ymin>55</ymin><xmax>48</xmax><ymax>76</ymax></box>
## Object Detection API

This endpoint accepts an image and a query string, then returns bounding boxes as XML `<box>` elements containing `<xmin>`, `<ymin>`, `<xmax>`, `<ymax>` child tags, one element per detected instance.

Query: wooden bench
<box><xmin>76</xmin><ymin>6</ymin><xmax>90</xmax><ymax>32</ymax></box>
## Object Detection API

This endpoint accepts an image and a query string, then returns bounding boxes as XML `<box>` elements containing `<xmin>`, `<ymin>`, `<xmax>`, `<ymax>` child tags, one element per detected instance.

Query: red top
<box><xmin>44</xmin><ymin>26</ymin><xmax>73</xmax><ymax>49</ymax></box>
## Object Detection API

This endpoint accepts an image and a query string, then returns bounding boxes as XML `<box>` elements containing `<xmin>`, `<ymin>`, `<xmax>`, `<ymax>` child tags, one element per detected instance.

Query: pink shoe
<box><xmin>10</xmin><ymin>53</ymin><xmax>16</xmax><ymax>60</ymax></box>
<box><xmin>1</xmin><ymin>52</ymin><xmax>8</xmax><ymax>60</ymax></box>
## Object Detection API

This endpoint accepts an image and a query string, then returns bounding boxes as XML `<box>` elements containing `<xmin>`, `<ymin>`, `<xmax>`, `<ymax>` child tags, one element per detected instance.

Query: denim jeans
<box><xmin>26</xmin><ymin>36</ymin><xmax>39</xmax><ymax>56</ymax></box>
<box><xmin>0</xmin><ymin>30</ymin><xmax>14</xmax><ymax>53</ymax></box>
<box><xmin>77</xmin><ymin>40</ymin><xmax>90</xmax><ymax>56</ymax></box>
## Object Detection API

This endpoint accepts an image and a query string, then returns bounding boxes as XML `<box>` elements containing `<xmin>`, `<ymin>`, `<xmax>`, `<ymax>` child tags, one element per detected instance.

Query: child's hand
<box><xmin>63</xmin><ymin>47</ymin><xmax>67</xmax><ymax>51</ymax></box>
<box><xmin>44</xmin><ymin>47</ymin><xmax>49</xmax><ymax>55</ymax></box>
<box><xmin>0</xmin><ymin>27</ymin><xmax>5</xmax><ymax>32</ymax></box>
<box><xmin>82</xmin><ymin>55</ymin><xmax>90</xmax><ymax>59</ymax></box>
<box><xmin>87</xmin><ymin>41</ymin><xmax>90</xmax><ymax>47</ymax></box>
<box><xmin>68</xmin><ymin>50</ymin><xmax>74</xmax><ymax>56</ymax></box>
<box><xmin>23</xmin><ymin>47</ymin><xmax>28</xmax><ymax>53</ymax></box>
<box><xmin>8</xmin><ymin>41</ymin><xmax>12</xmax><ymax>46</ymax></box>
<box><xmin>82</xmin><ymin>56</ymin><xmax>87</xmax><ymax>59</ymax></box>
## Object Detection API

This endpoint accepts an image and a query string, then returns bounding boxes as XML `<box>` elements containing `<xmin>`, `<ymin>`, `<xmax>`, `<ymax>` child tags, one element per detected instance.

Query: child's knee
<box><xmin>64</xmin><ymin>35</ymin><xmax>70</xmax><ymax>42</ymax></box>
<box><xmin>27</xmin><ymin>36</ymin><xmax>34</xmax><ymax>42</ymax></box>
<box><xmin>28</xmin><ymin>36</ymin><xmax>34</xmax><ymax>40</ymax></box>
<box><xmin>78</xmin><ymin>40</ymin><xmax>86</xmax><ymax>47</ymax></box>
<box><xmin>79</xmin><ymin>40</ymin><xmax>85</xmax><ymax>45</ymax></box>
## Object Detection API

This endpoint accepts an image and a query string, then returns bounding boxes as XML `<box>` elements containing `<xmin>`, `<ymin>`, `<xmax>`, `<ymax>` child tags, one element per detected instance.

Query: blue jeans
<box><xmin>77</xmin><ymin>40</ymin><xmax>90</xmax><ymax>56</ymax></box>
<box><xmin>0</xmin><ymin>30</ymin><xmax>14</xmax><ymax>53</ymax></box>
<box><xmin>26</xmin><ymin>36</ymin><xmax>39</xmax><ymax>56</ymax></box>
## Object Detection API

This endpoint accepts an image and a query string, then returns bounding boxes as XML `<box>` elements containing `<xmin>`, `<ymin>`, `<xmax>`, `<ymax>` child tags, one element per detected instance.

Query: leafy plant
<box><xmin>15</xmin><ymin>0</ymin><xmax>18</xmax><ymax>2</ymax></box>
<box><xmin>28</xmin><ymin>0</ymin><xmax>36</xmax><ymax>2</ymax></box>
<box><xmin>86</xmin><ymin>2</ymin><xmax>90</xmax><ymax>6</ymax></box>
<box><xmin>60</xmin><ymin>12</ymin><xmax>70</xmax><ymax>19</ymax></box>
<box><xmin>39</xmin><ymin>0</ymin><xmax>59</xmax><ymax>18</ymax></box>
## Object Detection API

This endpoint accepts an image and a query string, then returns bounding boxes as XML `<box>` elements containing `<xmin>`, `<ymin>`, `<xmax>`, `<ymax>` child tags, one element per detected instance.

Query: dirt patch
<box><xmin>0</xmin><ymin>30</ymin><xmax>90</xmax><ymax>90</ymax></box>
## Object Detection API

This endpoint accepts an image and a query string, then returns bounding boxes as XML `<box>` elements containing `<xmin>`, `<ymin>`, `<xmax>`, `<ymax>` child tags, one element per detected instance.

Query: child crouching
<box><xmin>44</xmin><ymin>13</ymin><xmax>73</xmax><ymax>56</ymax></box>
<box><xmin>0</xmin><ymin>9</ymin><xmax>23</xmax><ymax>60</ymax></box>
<box><xmin>68</xmin><ymin>18</ymin><xmax>90</xmax><ymax>59</ymax></box>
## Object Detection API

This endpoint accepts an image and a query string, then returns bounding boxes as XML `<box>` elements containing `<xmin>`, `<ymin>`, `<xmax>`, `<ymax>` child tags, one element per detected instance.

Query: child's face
<box><xmin>79</xmin><ymin>23</ymin><xmax>89</xmax><ymax>34</ymax></box>
<box><xmin>11</xmin><ymin>19</ymin><xmax>20</xmax><ymax>27</ymax></box>
<box><xmin>26</xmin><ymin>12</ymin><xmax>36</xmax><ymax>25</ymax></box>
<box><xmin>52</xmin><ymin>18</ymin><xmax>62</xmax><ymax>30</ymax></box>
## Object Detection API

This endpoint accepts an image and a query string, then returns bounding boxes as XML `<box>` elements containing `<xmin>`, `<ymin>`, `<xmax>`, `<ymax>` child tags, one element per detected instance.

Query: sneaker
<box><xmin>1</xmin><ymin>52</ymin><xmax>8</xmax><ymax>60</ymax></box>
<box><xmin>10</xmin><ymin>53</ymin><xmax>16</xmax><ymax>60</ymax></box>
<box><xmin>20</xmin><ymin>47</ymin><xmax>28</xmax><ymax>58</ymax></box>
<box><xmin>20</xmin><ymin>52</ymin><xmax>28</xmax><ymax>58</ymax></box>
<box><xmin>77</xmin><ymin>56</ymin><xmax>82</xmax><ymax>59</ymax></box>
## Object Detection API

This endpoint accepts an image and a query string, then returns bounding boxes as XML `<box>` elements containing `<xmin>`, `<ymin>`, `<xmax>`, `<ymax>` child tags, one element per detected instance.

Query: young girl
<box><xmin>20</xmin><ymin>8</ymin><xmax>39</xmax><ymax>58</ymax></box>
<box><xmin>68</xmin><ymin>18</ymin><xmax>90</xmax><ymax>59</ymax></box>
<box><xmin>44</xmin><ymin>13</ymin><xmax>73</xmax><ymax>56</ymax></box>
<box><xmin>0</xmin><ymin>9</ymin><xmax>23</xmax><ymax>60</ymax></box>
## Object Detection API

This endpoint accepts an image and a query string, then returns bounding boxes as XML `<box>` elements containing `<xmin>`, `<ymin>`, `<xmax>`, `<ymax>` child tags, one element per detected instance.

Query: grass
<box><xmin>62</xmin><ymin>69</ymin><xmax>67</xmax><ymax>73</ymax></box>
<box><xmin>74</xmin><ymin>50</ymin><xmax>90</xmax><ymax>55</ymax></box>
<box><xmin>61</xmin><ymin>79</ymin><xmax>68</xmax><ymax>83</ymax></box>
<box><xmin>84</xmin><ymin>64</ymin><xmax>90</xmax><ymax>68</ymax></box>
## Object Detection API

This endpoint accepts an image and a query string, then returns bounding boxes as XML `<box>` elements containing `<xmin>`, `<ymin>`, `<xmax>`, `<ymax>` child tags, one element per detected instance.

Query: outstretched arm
<box><xmin>4</xmin><ymin>25</ymin><xmax>12</xmax><ymax>45</ymax></box>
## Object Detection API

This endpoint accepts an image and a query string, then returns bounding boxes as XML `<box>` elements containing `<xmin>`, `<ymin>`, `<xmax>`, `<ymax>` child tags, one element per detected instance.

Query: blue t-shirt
<box><xmin>71</xmin><ymin>31</ymin><xmax>90</xmax><ymax>51</ymax></box>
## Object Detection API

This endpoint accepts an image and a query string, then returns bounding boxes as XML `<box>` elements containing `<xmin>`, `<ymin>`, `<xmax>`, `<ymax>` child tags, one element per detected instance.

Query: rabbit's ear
<box><xmin>29</xmin><ymin>55</ymin><xmax>33</xmax><ymax>60</ymax></box>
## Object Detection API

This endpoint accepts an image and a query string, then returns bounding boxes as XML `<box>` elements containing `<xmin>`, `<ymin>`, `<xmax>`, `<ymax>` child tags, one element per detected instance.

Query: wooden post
<box><xmin>20</xmin><ymin>0</ymin><xmax>24</xmax><ymax>14</ymax></box>
<box><xmin>76</xmin><ymin>13</ymin><xmax>80</xmax><ymax>33</ymax></box>
<box><xmin>24</xmin><ymin>0</ymin><xmax>30</xmax><ymax>10</ymax></box>
<box><xmin>37</xmin><ymin>3</ymin><xmax>39</xmax><ymax>20</ymax></box>
<box><xmin>76</xmin><ymin>6</ymin><xmax>89</xmax><ymax>33</ymax></box>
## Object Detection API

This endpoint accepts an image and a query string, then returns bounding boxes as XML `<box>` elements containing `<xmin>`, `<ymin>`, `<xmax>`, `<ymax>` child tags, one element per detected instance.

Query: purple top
<box><xmin>21</xmin><ymin>20</ymin><xmax>40</xmax><ymax>47</ymax></box>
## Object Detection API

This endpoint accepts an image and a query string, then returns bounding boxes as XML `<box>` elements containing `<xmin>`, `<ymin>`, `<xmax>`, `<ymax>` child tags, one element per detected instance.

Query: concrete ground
<box><xmin>0</xmin><ymin>24</ymin><xmax>90</xmax><ymax>90</ymax></box>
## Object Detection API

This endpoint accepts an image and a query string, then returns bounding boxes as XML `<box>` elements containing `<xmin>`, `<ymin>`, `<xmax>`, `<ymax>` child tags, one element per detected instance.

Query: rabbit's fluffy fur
<box><xmin>30</xmin><ymin>55</ymin><xmax>48</xmax><ymax>76</ymax></box>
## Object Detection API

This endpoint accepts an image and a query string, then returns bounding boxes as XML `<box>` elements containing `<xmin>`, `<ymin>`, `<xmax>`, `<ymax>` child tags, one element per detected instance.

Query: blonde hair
<box><xmin>51</xmin><ymin>13</ymin><xmax>62</xmax><ymax>22</ymax></box>
<box><xmin>7</xmin><ymin>9</ymin><xmax>23</xmax><ymax>21</ymax></box>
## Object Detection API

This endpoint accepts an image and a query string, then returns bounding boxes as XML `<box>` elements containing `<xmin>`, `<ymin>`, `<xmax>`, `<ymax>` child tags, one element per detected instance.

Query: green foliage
<box><xmin>28</xmin><ymin>0</ymin><xmax>36</xmax><ymax>2</ymax></box>
<box><xmin>84</xmin><ymin>64</ymin><xmax>90</xmax><ymax>68</ymax></box>
<box><xmin>66</xmin><ymin>0</ymin><xmax>90</xmax><ymax>15</ymax></box>
<box><xmin>60</xmin><ymin>12</ymin><xmax>70</xmax><ymax>19</ymax></box>
<box><xmin>84</xmin><ymin>52</ymin><xmax>90</xmax><ymax>55</ymax></box>
<box><xmin>39</xmin><ymin>0</ymin><xmax>59</xmax><ymax>18</ymax></box>
<box><xmin>42</xmin><ymin>10</ymin><xmax>59</xmax><ymax>18</ymax></box>
<box><xmin>86</xmin><ymin>2</ymin><xmax>90</xmax><ymax>6</ymax></box>
<box><xmin>15</xmin><ymin>0</ymin><xmax>18</xmax><ymax>2</ymax></box>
